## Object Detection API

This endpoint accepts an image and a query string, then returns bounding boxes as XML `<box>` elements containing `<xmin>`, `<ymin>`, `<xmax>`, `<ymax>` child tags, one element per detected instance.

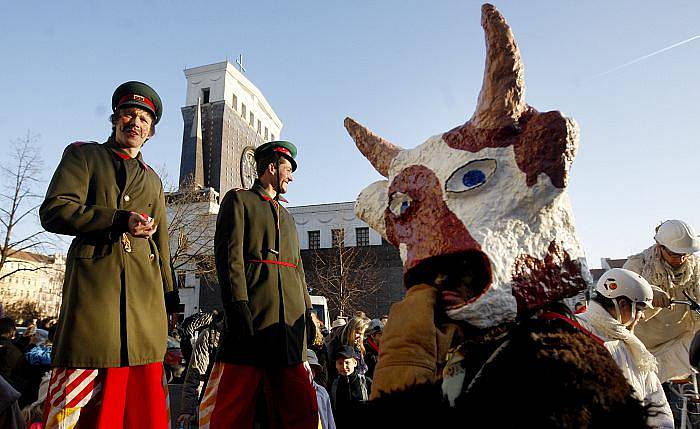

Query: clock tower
<box><xmin>178</xmin><ymin>60</ymin><xmax>283</xmax><ymax>194</ymax></box>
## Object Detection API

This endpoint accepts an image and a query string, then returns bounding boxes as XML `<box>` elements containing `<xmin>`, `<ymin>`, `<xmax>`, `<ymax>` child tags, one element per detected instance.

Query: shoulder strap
<box><xmin>539</xmin><ymin>311</ymin><xmax>606</xmax><ymax>347</ymax></box>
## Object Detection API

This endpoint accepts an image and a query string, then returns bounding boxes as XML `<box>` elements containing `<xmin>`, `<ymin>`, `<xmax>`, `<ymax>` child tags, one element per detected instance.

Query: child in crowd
<box><xmin>330</xmin><ymin>345</ymin><xmax>371</xmax><ymax>429</ymax></box>
<box><xmin>307</xmin><ymin>350</ymin><xmax>335</xmax><ymax>429</ymax></box>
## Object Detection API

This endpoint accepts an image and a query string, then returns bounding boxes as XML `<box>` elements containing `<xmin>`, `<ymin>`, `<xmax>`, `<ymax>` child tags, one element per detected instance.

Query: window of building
<box><xmin>271</xmin><ymin>133</ymin><xmax>275</xmax><ymax>141</ymax></box>
<box><xmin>257</xmin><ymin>120</ymin><xmax>262</xmax><ymax>134</ymax></box>
<box><xmin>201</xmin><ymin>87</ymin><xmax>210</xmax><ymax>104</ymax></box>
<box><xmin>264</xmin><ymin>127</ymin><xmax>269</xmax><ymax>140</ymax></box>
<box><xmin>232</xmin><ymin>93</ymin><xmax>238</xmax><ymax>111</ymax></box>
<box><xmin>308</xmin><ymin>230</ymin><xmax>320</xmax><ymax>250</ymax></box>
<box><xmin>332</xmin><ymin>228</ymin><xmax>345</xmax><ymax>248</ymax></box>
<box><xmin>176</xmin><ymin>270</ymin><xmax>187</xmax><ymax>288</ymax></box>
<box><xmin>356</xmin><ymin>227</ymin><xmax>370</xmax><ymax>246</ymax></box>
<box><xmin>249</xmin><ymin>111</ymin><xmax>255</xmax><ymax>127</ymax></box>
<box><xmin>241</xmin><ymin>103</ymin><xmax>247</xmax><ymax>118</ymax></box>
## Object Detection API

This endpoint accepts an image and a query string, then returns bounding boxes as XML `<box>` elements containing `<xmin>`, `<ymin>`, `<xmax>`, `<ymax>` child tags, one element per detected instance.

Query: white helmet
<box><xmin>595</xmin><ymin>268</ymin><xmax>654</xmax><ymax>326</ymax></box>
<box><xmin>654</xmin><ymin>219</ymin><xmax>700</xmax><ymax>255</ymax></box>
<box><xmin>595</xmin><ymin>268</ymin><xmax>653</xmax><ymax>310</ymax></box>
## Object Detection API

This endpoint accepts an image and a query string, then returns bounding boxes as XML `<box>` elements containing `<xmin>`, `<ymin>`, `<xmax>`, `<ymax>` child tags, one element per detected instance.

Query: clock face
<box><xmin>240</xmin><ymin>146</ymin><xmax>257</xmax><ymax>189</ymax></box>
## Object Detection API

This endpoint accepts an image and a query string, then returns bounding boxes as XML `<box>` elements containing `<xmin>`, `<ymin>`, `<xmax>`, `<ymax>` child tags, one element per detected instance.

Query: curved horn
<box><xmin>344</xmin><ymin>117</ymin><xmax>401</xmax><ymax>178</ymax></box>
<box><xmin>470</xmin><ymin>3</ymin><xmax>526</xmax><ymax>129</ymax></box>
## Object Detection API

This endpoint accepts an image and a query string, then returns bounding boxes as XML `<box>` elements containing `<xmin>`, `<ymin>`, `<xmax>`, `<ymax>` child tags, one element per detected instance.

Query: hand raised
<box><xmin>128</xmin><ymin>212</ymin><xmax>157</xmax><ymax>238</ymax></box>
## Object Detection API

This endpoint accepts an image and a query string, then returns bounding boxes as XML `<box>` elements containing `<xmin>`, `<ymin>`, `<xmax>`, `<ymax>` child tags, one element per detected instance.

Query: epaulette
<box><xmin>69</xmin><ymin>140</ymin><xmax>97</xmax><ymax>148</ymax></box>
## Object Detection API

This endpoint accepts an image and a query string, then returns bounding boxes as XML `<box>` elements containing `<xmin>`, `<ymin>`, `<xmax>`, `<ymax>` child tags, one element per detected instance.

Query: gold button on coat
<box><xmin>123</xmin><ymin>195</ymin><xmax>130</xmax><ymax>202</ymax></box>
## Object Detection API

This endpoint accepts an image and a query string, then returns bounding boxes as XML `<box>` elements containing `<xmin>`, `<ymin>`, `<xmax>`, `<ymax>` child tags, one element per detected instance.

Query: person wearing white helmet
<box><xmin>578</xmin><ymin>268</ymin><xmax>673</xmax><ymax>429</ymax></box>
<box><xmin>624</xmin><ymin>219</ymin><xmax>700</xmax><ymax>382</ymax></box>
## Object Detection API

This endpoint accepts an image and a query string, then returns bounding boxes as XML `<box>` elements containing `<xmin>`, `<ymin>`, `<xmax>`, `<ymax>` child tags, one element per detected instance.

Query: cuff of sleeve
<box><xmin>112</xmin><ymin>210</ymin><xmax>131</xmax><ymax>233</ymax></box>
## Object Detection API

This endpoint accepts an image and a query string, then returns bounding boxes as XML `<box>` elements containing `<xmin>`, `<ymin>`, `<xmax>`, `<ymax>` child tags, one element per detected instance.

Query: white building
<box><xmin>0</xmin><ymin>250</ymin><xmax>65</xmax><ymax>319</ymax></box>
<box><xmin>287</xmin><ymin>202</ymin><xmax>383</xmax><ymax>250</ymax></box>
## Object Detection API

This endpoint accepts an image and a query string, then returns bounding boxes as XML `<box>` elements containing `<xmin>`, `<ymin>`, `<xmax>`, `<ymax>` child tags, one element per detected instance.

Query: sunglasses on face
<box><xmin>662</xmin><ymin>246</ymin><xmax>690</xmax><ymax>259</ymax></box>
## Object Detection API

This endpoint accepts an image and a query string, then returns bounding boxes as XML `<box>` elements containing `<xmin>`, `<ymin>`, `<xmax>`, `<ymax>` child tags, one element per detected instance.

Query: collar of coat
<box><xmin>105</xmin><ymin>138</ymin><xmax>151</xmax><ymax>170</ymax></box>
<box><xmin>252</xmin><ymin>179</ymin><xmax>288</xmax><ymax>203</ymax></box>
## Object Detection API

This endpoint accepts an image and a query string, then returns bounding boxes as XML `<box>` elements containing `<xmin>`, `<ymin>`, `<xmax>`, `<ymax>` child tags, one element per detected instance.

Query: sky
<box><xmin>1</xmin><ymin>1</ymin><xmax>700</xmax><ymax>269</ymax></box>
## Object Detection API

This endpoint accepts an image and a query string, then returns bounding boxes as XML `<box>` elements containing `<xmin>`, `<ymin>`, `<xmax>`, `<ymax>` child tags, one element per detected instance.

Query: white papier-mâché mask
<box><xmin>345</xmin><ymin>3</ymin><xmax>590</xmax><ymax>329</ymax></box>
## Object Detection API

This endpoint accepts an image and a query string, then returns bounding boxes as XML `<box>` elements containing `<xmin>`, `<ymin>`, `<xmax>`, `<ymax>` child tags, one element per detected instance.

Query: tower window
<box><xmin>264</xmin><ymin>127</ymin><xmax>268</xmax><ymax>140</ymax></box>
<box><xmin>271</xmin><ymin>133</ymin><xmax>275</xmax><ymax>141</ymax></box>
<box><xmin>249</xmin><ymin>111</ymin><xmax>255</xmax><ymax>127</ymax></box>
<box><xmin>232</xmin><ymin>93</ymin><xmax>238</xmax><ymax>111</ymax></box>
<box><xmin>201</xmin><ymin>87</ymin><xmax>210</xmax><ymax>104</ymax></box>
<box><xmin>257</xmin><ymin>120</ymin><xmax>262</xmax><ymax>134</ymax></box>
<box><xmin>241</xmin><ymin>103</ymin><xmax>247</xmax><ymax>118</ymax></box>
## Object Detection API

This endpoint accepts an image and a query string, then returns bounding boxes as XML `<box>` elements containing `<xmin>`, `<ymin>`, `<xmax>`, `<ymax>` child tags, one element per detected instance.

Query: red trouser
<box><xmin>199</xmin><ymin>362</ymin><xmax>318</xmax><ymax>429</ymax></box>
<box><xmin>44</xmin><ymin>362</ymin><xmax>169</xmax><ymax>429</ymax></box>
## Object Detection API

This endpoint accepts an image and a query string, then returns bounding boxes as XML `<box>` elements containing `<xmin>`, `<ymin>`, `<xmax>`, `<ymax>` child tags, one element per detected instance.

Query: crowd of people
<box><xmin>175</xmin><ymin>311</ymin><xmax>386</xmax><ymax>429</ymax></box>
<box><xmin>0</xmin><ymin>315</ymin><xmax>57</xmax><ymax>428</ymax></box>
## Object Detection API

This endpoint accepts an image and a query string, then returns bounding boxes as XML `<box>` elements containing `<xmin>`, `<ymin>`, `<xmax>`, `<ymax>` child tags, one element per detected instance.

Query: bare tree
<box><xmin>0</xmin><ymin>132</ymin><xmax>54</xmax><ymax>281</ymax></box>
<box><xmin>307</xmin><ymin>244</ymin><xmax>383</xmax><ymax>319</ymax></box>
<box><xmin>162</xmin><ymin>175</ymin><xmax>217</xmax><ymax>287</ymax></box>
<box><xmin>4</xmin><ymin>300</ymin><xmax>42</xmax><ymax>325</ymax></box>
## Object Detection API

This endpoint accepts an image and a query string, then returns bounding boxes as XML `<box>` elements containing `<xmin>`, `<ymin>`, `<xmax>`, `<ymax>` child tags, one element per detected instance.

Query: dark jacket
<box><xmin>214</xmin><ymin>181</ymin><xmax>311</xmax><ymax>366</ymax></box>
<box><xmin>0</xmin><ymin>340</ymin><xmax>25</xmax><ymax>392</ymax></box>
<box><xmin>331</xmin><ymin>371</ymin><xmax>371</xmax><ymax>429</ymax></box>
<box><xmin>40</xmin><ymin>140</ymin><xmax>175</xmax><ymax>368</ymax></box>
<box><xmin>0</xmin><ymin>375</ymin><xmax>25</xmax><ymax>429</ymax></box>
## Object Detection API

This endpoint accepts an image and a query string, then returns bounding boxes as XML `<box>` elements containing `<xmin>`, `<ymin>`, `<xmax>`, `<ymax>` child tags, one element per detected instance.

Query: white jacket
<box><xmin>579</xmin><ymin>302</ymin><xmax>674</xmax><ymax>429</ymax></box>
<box><xmin>625</xmin><ymin>246</ymin><xmax>700</xmax><ymax>382</ymax></box>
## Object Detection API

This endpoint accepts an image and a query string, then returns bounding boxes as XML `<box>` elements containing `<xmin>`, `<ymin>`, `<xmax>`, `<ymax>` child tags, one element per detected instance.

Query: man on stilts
<box><xmin>200</xmin><ymin>141</ymin><xmax>318</xmax><ymax>429</ymax></box>
<box><xmin>40</xmin><ymin>81</ymin><xmax>178</xmax><ymax>428</ymax></box>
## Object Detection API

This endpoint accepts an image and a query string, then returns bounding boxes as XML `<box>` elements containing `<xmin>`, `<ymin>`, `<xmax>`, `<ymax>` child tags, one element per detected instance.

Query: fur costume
<box><xmin>345</xmin><ymin>3</ymin><xmax>651</xmax><ymax>428</ymax></box>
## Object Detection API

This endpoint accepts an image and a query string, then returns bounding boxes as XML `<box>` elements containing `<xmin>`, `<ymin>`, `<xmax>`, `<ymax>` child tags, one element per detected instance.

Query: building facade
<box><xmin>288</xmin><ymin>202</ymin><xmax>404</xmax><ymax>320</ymax></box>
<box><xmin>0</xmin><ymin>250</ymin><xmax>64</xmax><ymax>320</ymax></box>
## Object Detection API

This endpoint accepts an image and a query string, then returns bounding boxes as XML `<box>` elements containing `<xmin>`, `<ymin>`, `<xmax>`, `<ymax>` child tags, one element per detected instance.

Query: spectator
<box><xmin>180</xmin><ymin>310</ymin><xmax>217</xmax><ymax>366</ymax></box>
<box><xmin>177</xmin><ymin>314</ymin><xmax>223</xmax><ymax>429</ymax></box>
<box><xmin>18</xmin><ymin>328</ymin><xmax>51</xmax><ymax>407</ymax></box>
<box><xmin>0</xmin><ymin>374</ymin><xmax>25</xmax><ymax>429</ymax></box>
<box><xmin>364</xmin><ymin>319</ymin><xmax>383</xmax><ymax>378</ymax></box>
<box><xmin>338</xmin><ymin>317</ymin><xmax>370</xmax><ymax>376</ymax></box>
<box><xmin>21</xmin><ymin>372</ymin><xmax>49</xmax><ymax>428</ymax></box>
<box><xmin>308</xmin><ymin>312</ymin><xmax>330</xmax><ymax>389</ymax></box>
<box><xmin>308</xmin><ymin>350</ymin><xmax>335</xmax><ymax>429</ymax></box>
<box><xmin>0</xmin><ymin>318</ymin><xmax>26</xmax><ymax>392</ymax></box>
<box><xmin>330</xmin><ymin>345</ymin><xmax>371</xmax><ymax>429</ymax></box>
<box><xmin>624</xmin><ymin>219</ymin><xmax>700</xmax><ymax>382</ymax></box>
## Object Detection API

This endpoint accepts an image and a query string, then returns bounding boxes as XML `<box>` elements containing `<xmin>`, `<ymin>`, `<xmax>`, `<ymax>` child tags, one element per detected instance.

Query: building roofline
<box><xmin>287</xmin><ymin>201</ymin><xmax>355</xmax><ymax>213</ymax></box>
<box><xmin>183</xmin><ymin>60</ymin><xmax>282</xmax><ymax>129</ymax></box>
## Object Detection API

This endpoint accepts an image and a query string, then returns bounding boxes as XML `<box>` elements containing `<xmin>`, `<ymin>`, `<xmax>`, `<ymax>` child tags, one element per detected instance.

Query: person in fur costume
<box><xmin>624</xmin><ymin>219</ymin><xmax>700</xmax><ymax>382</ymax></box>
<box><xmin>343</xmin><ymin>3</ymin><xmax>652</xmax><ymax>428</ymax></box>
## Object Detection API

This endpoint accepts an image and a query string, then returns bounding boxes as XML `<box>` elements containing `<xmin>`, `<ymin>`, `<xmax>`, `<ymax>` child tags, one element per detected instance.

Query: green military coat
<box><xmin>40</xmin><ymin>139</ymin><xmax>174</xmax><ymax>368</ymax></box>
<box><xmin>214</xmin><ymin>181</ymin><xmax>311</xmax><ymax>366</ymax></box>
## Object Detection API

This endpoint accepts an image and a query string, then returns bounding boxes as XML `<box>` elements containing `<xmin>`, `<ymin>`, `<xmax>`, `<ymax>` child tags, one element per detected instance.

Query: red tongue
<box><xmin>441</xmin><ymin>291</ymin><xmax>466</xmax><ymax>307</ymax></box>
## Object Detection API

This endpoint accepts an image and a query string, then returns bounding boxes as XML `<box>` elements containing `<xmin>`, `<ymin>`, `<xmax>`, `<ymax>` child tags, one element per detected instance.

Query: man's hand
<box><xmin>225</xmin><ymin>301</ymin><xmax>255</xmax><ymax>339</ymax></box>
<box><xmin>652</xmin><ymin>288</ymin><xmax>671</xmax><ymax>308</ymax></box>
<box><xmin>128</xmin><ymin>212</ymin><xmax>157</xmax><ymax>238</ymax></box>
